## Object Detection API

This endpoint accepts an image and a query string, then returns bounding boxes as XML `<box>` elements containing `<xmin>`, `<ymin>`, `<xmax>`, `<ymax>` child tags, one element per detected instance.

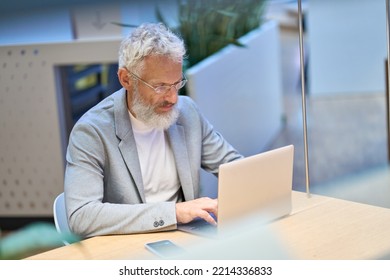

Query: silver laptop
<box><xmin>178</xmin><ymin>145</ymin><xmax>294</xmax><ymax>237</ymax></box>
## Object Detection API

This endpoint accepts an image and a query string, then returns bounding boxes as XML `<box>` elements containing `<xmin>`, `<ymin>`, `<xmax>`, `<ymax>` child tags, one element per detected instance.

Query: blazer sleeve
<box><xmin>64</xmin><ymin>121</ymin><xmax>177</xmax><ymax>238</ymax></box>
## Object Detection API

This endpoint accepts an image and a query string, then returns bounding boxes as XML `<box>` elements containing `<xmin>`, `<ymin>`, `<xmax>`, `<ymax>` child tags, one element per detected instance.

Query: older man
<box><xmin>64</xmin><ymin>23</ymin><xmax>243</xmax><ymax>237</ymax></box>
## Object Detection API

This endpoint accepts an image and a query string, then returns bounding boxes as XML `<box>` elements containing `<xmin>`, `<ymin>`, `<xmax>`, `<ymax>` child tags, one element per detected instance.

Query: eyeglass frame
<box><xmin>127</xmin><ymin>69</ymin><xmax>187</xmax><ymax>95</ymax></box>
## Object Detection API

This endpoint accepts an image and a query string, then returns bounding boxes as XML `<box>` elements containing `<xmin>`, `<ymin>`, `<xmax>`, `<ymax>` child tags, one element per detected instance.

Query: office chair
<box><xmin>53</xmin><ymin>192</ymin><xmax>72</xmax><ymax>245</ymax></box>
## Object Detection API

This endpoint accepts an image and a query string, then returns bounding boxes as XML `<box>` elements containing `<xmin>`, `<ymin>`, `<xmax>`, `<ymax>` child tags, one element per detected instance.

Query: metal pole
<box><xmin>386</xmin><ymin>59</ymin><xmax>390</xmax><ymax>162</ymax></box>
<box><xmin>386</xmin><ymin>0</ymin><xmax>390</xmax><ymax>163</ymax></box>
<box><xmin>297</xmin><ymin>0</ymin><xmax>310</xmax><ymax>196</ymax></box>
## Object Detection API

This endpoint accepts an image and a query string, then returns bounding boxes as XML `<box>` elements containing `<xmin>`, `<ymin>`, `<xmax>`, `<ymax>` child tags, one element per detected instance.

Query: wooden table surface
<box><xmin>26</xmin><ymin>191</ymin><xmax>390</xmax><ymax>260</ymax></box>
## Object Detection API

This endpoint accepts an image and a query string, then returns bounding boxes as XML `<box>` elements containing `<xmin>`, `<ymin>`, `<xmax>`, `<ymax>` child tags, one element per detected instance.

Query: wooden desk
<box><xmin>272</xmin><ymin>195</ymin><xmax>390</xmax><ymax>259</ymax></box>
<box><xmin>26</xmin><ymin>191</ymin><xmax>390</xmax><ymax>260</ymax></box>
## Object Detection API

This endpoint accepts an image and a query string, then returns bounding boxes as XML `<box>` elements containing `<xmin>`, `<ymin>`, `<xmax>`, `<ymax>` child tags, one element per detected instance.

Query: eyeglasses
<box><xmin>129</xmin><ymin>71</ymin><xmax>187</xmax><ymax>95</ymax></box>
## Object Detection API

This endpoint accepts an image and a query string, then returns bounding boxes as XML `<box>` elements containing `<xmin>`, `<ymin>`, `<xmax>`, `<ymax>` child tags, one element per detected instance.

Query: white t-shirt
<box><xmin>129</xmin><ymin>112</ymin><xmax>182</xmax><ymax>203</ymax></box>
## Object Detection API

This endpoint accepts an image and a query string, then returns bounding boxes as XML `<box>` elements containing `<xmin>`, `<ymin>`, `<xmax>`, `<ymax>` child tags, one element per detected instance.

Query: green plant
<box><xmin>112</xmin><ymin>0</ymin><xmax>268</xmax><ymax>95</ymax></box>
<box><xmin>157</xmin><ymin>0</ymin><xmax>268</xmax><ymax>69</ymax></box>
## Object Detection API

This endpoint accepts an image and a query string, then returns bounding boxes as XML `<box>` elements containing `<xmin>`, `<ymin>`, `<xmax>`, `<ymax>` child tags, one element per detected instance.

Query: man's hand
<box><xmin>175</xmin><ymin>197</ymin><xmax>218</xmax><ymax>226</ymax></box>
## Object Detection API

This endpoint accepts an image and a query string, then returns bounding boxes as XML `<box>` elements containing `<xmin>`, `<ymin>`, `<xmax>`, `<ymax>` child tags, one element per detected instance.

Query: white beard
<box><xmin>131</xmin><ymin>88</ymin><xmax>179</xmax><ymax>130</ymax></box>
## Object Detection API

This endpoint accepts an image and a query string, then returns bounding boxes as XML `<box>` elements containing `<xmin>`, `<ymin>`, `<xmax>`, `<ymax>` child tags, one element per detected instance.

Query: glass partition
<box><xmin>268</xmin><ymin>0</ymin><xmax>390</xmax><ymax>208</ymax></box>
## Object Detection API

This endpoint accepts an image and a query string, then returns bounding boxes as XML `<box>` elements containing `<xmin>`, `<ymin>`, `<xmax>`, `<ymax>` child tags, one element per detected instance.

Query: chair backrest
<box><xmin>53</xmin><ymin>192</ymin><xmax>72</xmax><ymax>245</ymax></box>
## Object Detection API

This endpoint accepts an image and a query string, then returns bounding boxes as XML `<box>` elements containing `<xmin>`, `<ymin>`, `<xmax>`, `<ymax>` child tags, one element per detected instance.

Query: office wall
<box><xmin>307</xmin><ymin>0</ymin><xmax>387</xmax><ymax>96</ymax></box>
<box><xmin>0</xmin><ymin>40</ymin><xmax>121</xmax><ymax>220</ymax></box>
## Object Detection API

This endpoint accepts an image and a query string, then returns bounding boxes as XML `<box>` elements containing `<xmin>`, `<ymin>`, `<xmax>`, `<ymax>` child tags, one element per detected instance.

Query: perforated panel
<box><xmin>0</xmin><ymin>39</ymin><xmax>121</xmax><ymax>217</ymax></box>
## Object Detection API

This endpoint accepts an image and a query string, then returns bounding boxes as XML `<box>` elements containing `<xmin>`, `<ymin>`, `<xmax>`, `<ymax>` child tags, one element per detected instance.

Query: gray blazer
<box><xmin>64</xmin><ymin>88</ymin><xmax>242</xmax><ymax>237</ymax></box>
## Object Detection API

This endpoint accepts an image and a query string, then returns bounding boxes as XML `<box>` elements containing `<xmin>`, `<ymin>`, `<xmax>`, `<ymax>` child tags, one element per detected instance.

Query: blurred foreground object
<box><xmin>0</xmin><ymin>222</ymin><xmax>81</xmax><ymax>259</ymax></box>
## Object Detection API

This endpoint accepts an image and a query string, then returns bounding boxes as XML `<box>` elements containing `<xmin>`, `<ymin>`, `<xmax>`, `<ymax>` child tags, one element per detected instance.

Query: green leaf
<box><xmin>111</xmin><ymin>22</ymin><xmax>139</xmax><ymax>28</ymax></box>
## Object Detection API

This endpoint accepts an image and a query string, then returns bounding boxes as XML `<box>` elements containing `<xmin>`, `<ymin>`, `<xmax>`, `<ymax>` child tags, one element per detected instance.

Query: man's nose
<box><xmin>164</xmin><ymin>86</ymin><xmax>178</xmax><ymax>102</ymax></box>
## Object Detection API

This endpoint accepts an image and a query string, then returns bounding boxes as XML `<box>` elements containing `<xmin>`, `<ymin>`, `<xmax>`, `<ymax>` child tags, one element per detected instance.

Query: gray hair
<box><xmin>118</xmin><ymin>23</ymin><xmax>186</xmax><ymax>74</ymax></box>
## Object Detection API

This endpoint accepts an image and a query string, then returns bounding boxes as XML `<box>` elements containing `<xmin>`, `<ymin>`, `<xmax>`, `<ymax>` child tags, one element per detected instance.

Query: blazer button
<box><xmin>153</xmin><ymin>221</ymin><xmax>159</xmax><ymax>227</ymax></box>
<box><xmin>159</xmin><ymin>220</ymin><xmax>164</xmax><ymax>226</ymax></box>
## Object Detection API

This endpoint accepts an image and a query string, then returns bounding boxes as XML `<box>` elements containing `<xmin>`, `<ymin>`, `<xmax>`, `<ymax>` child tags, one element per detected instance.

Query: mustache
<box><xmin>159</xmin><ymin>101</ymin><xmax>176</xmax><ymax>107</ymax></box>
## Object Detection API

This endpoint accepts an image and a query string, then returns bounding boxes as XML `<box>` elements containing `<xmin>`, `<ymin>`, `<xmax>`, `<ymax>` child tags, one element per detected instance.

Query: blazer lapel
<box><xmin>167</xmin><ymin>124</ymin><xmax>195</xmax><ymax>201</ymax></box>
<box><xmin>114</xmin><ymin>89</ymin><xmax>146</xmax><ymax>202</ymax></box>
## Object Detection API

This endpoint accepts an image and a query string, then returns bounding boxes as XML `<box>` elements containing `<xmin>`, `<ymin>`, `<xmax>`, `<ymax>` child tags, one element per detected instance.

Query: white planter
<box><xmin>186</xmin><ymin>20</ymin><xmax>284</xmax><ymax>196</ymax></box>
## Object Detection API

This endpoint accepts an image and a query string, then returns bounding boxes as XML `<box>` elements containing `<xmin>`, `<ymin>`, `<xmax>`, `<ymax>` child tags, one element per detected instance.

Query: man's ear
<box><xmin>117</xmin><ymin>68</ymin><xmax>132</xmax><ymax>89</ymax></box>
